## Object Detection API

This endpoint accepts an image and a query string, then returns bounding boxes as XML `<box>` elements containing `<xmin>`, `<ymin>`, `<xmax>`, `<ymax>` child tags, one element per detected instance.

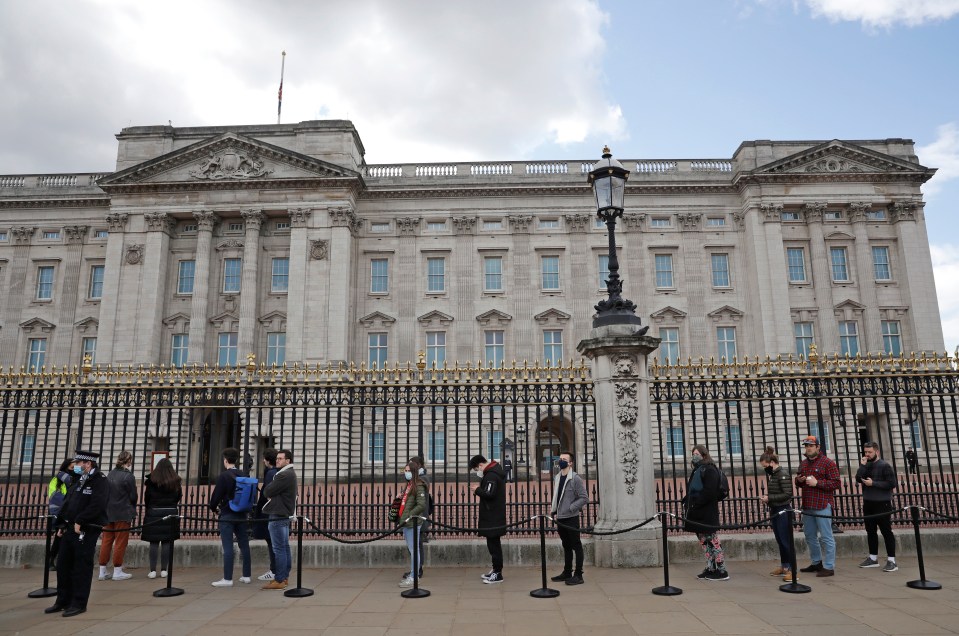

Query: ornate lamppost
<box><xmin>588</xmin><ymin>146</ymin><xmax>648</xmax><ymax>333</ymax></box>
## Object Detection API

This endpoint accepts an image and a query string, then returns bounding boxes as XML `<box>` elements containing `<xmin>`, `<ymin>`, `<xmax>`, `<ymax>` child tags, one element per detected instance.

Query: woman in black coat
<box><xmin>141</xmin><ymin>458</ymin><xmax>182</xmax><ymax>578</ymax></box>
<box><xmin>683</xmin><ymin>445</ymin><xmax>729</xmax><ymax>581</ymax></box>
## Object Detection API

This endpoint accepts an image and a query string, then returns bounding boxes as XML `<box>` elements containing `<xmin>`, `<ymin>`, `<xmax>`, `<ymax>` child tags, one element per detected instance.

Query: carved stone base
<box><xmin>593</xmin><ymin>529</ymin><xmax>662</xmax><ymax>568</ymax></box>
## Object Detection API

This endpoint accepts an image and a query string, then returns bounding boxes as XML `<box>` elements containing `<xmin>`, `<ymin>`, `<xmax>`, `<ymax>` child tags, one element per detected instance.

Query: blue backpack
<box><xmin>229</xmin><ymin>472</ymin><xmax>259</xmax><ymax>513</ymax></box>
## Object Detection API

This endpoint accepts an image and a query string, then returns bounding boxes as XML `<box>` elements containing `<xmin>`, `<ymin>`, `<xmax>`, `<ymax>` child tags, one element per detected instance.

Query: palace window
<box><xmin>27</xmin><ymin>338</ymin><xmax>46</xmax><ymax>372</ymax></box>
<box><xmin>266</xmin><ymin>332</ymin><xmax>286</xmax><ymax>366</ymax></box>
<box><xmin>485</xmin><ymin>330</ymin><xmax>504</xmax><ymax>367</ymax></box>
<box><xmin>598</xmin><ymin>254</ymin><xmax>609</xmax><ymax>289</ymax></box>
<box><xmin>711</xmin><ymin>253</ymin><xmax>730</xmax><ymax>287</ymax></box>
<box><xmin>794</xmin><ymin>322</ymin><xmax>814</xmax><ymax>358</ymax></box>
<box><xmin>484</xmin><ymin>257</ymin><xmax>503</xmax><ymax>292</ymax></box>
<box><xmin>717</xmin><ymin>327</ymin><xmax>737</xmax><ymax>361</ymax></box>
<box><xmin>177</xmin><ymin>261</ymin><xmax>195</xmax><ymax>294</ymax></box>
<box><xmin>660</xmin><ymin>328</ymin><xmax>680</xmax><ymax>365</ymax></box>
<box><xmin>839</xmin><ymin>321</ymin><xmax>860</xmax><ymax>357</ymax></box>
<box><xmin>543</xmin><ymin>330</ymin><xmax>563</xmax><ymax>366</ymax></box>
<box><xmin>89</xmin><ymin>265</ymin><xmax>105</xmax><ymax>299</ymax></box>
<box><xmin>786</xmin><ymin>248</ymin><xmax>807</xmax><ymax>283</ymax></box>
<box><xmin>830</xmin><ymin>247</ymin><xmax>849</xmax><ymax>282</ymax></box>
<box><xmin>82</xmin><ymin>337</ymin><xmax>97</xmax><ymax>364</ymax></box>
<box><xmin>171</xmin><ymin>334</ymin><xmax>189</xmax><ymax>367</ymax></box>
<box><xmin>36</xmin><ymin>266</ymin><xmax>55</xmax><ymax>300</ymax></box>
<box><xmin>217</xmin><ymin>332</ymin><xmax>238</xmax><ymax>366</ymax></box>
<box><xmin>427</xmin><ymin>257</ymin><xmax>446</xmax><ymax>292</ymax></box>
<box><xmin>370</xmin><ymin>258</ymin><xmax>389</xmax><ymax>293</ymax></box>
<box><xmin>872</xmin><ymin>246</ymin><xmax>891</xmax><ymax>281</ymax></box>
<box><xmin>223</xmin><ymin>258</ymin><xmax>242</xmax><ymax>293</ymax></box>
<box><xmin>368</xmin><ymin>333</ymin><xmax>388</xmax><ymax>368</ymax></box>
<box><xmin>882</xmin><ymin>321</ymin><xmax>902</xmax><ymax>356</ymax></box>
<box><xmin>426</xmin><ymin>331</ymin><xmax>446</xmax><ymax>367</ymax></box>
<box><xmin>271</xmin><ymin>258</ymin><xmax>289</xmax><ymax>292</ymax></box>
<box><xmin>654</xmin><ymin>254</ymin><xmax>673</xmax><ymax>288</ymax></box>
<box><xmin>541</xmin><ymin>255</ymin><xmax>560</xmax><ymax>290</ymax></box>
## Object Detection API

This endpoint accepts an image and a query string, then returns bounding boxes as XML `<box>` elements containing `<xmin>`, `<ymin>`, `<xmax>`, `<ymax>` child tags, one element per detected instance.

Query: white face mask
<box><xmin>475</xmin><ymin>468</ymin><xmax>484</xmax><ymax>478</ymax></box>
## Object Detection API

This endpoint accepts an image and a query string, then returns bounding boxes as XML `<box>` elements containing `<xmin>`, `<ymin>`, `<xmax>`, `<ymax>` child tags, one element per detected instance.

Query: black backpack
<box><xmin>716</xmin><ymin>466</ymin><xmax>730</xmax><ymax>501</ymax></box>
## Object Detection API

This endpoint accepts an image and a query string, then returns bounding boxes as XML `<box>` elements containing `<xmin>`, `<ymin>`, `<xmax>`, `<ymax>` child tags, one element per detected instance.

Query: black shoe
<box><xmin>62</xmin><ymin>607</ymin><xmax>86</xmax><ymax>617</ymax></box>
<box><xmin>832</xmin><ymin>523</ymin><xmax>844</xmax><ymax>534</ymax></box>
<box><xmin>704</xmin><ymin>569</ymin><xmax>730</xmax><ymax>581</ymax></box>
<box><xmin>402</xmin><ymin>568</ymin><xmax>424</xmax><ymax>579</ymax></box>
<box><xmin>800</xmin><ymin>562</ymin><xmax>823</xmax><ymax>573</ymax></box>
<box><xmin>565</xmin><ymin>575</ymin><xmax>584</xmax><ymax>586</ymax></box>
<box><xmin>551</xmin><ymin>571</ymin><xmax>573</xmax><ymax>582</ymax></box>
<box><xmin>44</xmin><ymin>604</ymin><xmax>65</xmax><ymax>614</ymax></box>
<box><xmin>696</xmin><ymin>568</ymin><xmax>710</xmax><ymax>580</ymax></box>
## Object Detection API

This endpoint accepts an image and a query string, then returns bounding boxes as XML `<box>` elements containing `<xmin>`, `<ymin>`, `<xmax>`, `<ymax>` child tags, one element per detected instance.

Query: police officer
<box><xmin>45</xmin><ymin>450</ymin><xmax>109</xmax><ymax>618</ymax></box>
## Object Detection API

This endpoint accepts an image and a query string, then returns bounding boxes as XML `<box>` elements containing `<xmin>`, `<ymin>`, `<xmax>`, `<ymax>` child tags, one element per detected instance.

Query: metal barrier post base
<box><xmin>907</xmin><ymin>579</ymin><xmax>942</xmax><ymax>590</ymax></box>
<box><xmin>651</xmin><ymin>585</ymin><xmax>683</xmax><ymax>596</ymax></box>
<box><xmin>530</xmin><ymin>516</ymin><xmax>559</xmax><ymax>599</ymax></box>
<box><xmin>154</xmin><ymin>538</ymin><xmax>184</xmax><ymax>597</ymax></box>
<box><xmin>778</xmin><ymin>581</ymin><xmax>811</xmax><ymax>594</ymax></box>
<box><xmin>29</xmin><ymin>517</ymin><xmax>57</xmax><ymax>598</ymax></box>
<box><xmin>530</xmin><ymin>587</ymin><xmax>560</xmax><ymax>598</ymax></box>
<box><xmin>651</xmin><ymin>513</ymin><xmax>682</xmax><ymax>596</ymax></box>
<box><xmin>285</xmin><ymin>587</ymin><xmax>316</xmax><ymax>598</ymax></box>
<box><xmin>401</xmin><ymin>587</ymin><xmax>431</xmax><ymax>599</ymax></box>
<box><xmin>153</xmin><ymin>587</ymin><xmax>184</xmax><ymax>597</ymax></box>
<box><xmin>285</xmin><ymin>517</ymin><xmax>315</xmax><ymax>598</ymax></box>
<box><xmin>27</xmin><ymin>587</ymin><xmax>58</xmax><ymax>598</ymax></box>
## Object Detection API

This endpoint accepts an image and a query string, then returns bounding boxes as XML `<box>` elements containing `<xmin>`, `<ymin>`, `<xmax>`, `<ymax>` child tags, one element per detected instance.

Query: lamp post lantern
<box><xmin>588</xmin><ymin>146</ymin><xmax>648</xmax><ymax>332</ymax></box>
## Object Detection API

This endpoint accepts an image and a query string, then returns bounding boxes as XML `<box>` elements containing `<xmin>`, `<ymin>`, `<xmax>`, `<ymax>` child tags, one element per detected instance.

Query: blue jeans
<box><xmin>802</xmin><ymin>504</ymin><xmax>835</xmax><ymax>570</ymax></box>
<box><xmin>268</xmin><ymin>517</ymin><xmax>291</xmax><ymax>582</ymax></box>
<box><xmin>402</xmin><ymin>526</ymin><xmax>422</xmax><ymax>575</ymax></box>
<box><xmin>218</xmin><ymin>515</ymin><xmax>251</xmax><ymax>580</ymax></box>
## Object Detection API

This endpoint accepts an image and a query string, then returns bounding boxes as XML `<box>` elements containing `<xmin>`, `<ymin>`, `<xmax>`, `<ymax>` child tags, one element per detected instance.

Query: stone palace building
<box><xmin>0</xmin><ymin>121</ymin><xmax>943</xmax><ymax>373</ymax></box>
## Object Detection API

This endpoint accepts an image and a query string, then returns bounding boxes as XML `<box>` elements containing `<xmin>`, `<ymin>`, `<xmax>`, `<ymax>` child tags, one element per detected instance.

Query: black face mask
<box><xmin>764</xmin><ymin>466</ymin><xmax>774</xmax><ymax>475</ymax></box>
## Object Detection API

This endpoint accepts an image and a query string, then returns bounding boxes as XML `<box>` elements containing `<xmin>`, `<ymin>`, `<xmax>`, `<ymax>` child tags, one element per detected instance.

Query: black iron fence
<box><xmin>0</xmin><ymin>359</ymin><xmax>597</xmax><ymax>538</ymax></box>
<box><xmin>651</xmin><ymin>351</ymin><xmax>959</xmax><ymax>530</ymax></box>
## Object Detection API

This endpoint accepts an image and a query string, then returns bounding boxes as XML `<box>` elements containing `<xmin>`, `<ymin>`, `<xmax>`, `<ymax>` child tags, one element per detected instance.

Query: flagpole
<box><xmin>277</xmin><ymin>51</ymin><xmax>286</xmax><ymax>125</ymax></box>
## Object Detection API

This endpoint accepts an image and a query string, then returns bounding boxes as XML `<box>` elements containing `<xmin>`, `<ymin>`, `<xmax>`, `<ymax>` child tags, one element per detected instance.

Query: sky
<box><xmin>1</xmin><ymin>0</ymin><xmax>958</xmax><ymax>349</ymax></box>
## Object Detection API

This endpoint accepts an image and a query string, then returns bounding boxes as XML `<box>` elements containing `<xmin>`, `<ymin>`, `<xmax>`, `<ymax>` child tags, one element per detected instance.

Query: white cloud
<box><xmin>802</xmin><ymin>0</ymin><xmax>959</xmax><ymax>28</ymax></box>
<box><xmin>918</xmin><ymin>123</ymin><xmax>959</xmax><ymax>198</ymax></box>
<box><xmin>931</xmin><ymin>245</ymin><xmax>959</xmax><ymax>353</ymax></box>
<box><xmin>0</xmin><ymin>0</ymin><xmax>625</xmax><ymax>171</ymax></box>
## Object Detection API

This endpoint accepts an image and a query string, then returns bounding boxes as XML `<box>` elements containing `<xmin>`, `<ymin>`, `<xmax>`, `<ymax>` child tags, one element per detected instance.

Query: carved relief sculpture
<box><xmin>848</xmin><ymin>202</ymin><xmax>870</xmax><ymax>223</ymax></box>
<box><xmin>240</xmin><ymin>208</ymin><xmax>265</xmax><ymax>231</ymax></box>
<box><xmin>310</xmin><ymin>239</ymin><xmax>329</xmax><ymax>260</ymax></box>
<box><xmin>328</xmin><ymin>207</ymin><xmax>361</xmax><ymax>235</ymax></box>
<box><xmin>143</xmin><ymin>212</ymin><xmax>175</xmax><ymax>233</ymax></box>
<box><xmin>621</xmin><ymin>212</ymin><xmax>646</xmax><ymax>231</ymax></box>
<box><xmin>677</xmin><ymin>213</ymin><xmax>702</xmax><ymax>231</ymax></box>
<box><xmin>760</xmin><ymin>203</ymin><xmax>783</xmax><ymax>223</ymax></box>
<box><xmin>193</xmin><ymin>210</ymin><xmax>219</xmax><ymax>232</ymax></box>
<box><xmin>611</xmin><ymin>354</ymin><xmax>640</xmax><ymax>493</ymax></box>
<box><xmin>189</xmin><ymin>148</ymin><xmax>274</xmax><ymax>180</ymax></box>
<box><xmin>732</xmin><ymin>210</ymin><xmax>746</xmax><ymax>230</ymax></box>
<box><xmin>618</xmin><ymin>429</ymin><xmax>640</xmax><ymax>494</ymax></box>
<box><xmin>804</xmin><ymin>158</ymin><xmax>864</xmax><ymax>173</ymax></box>
<box><xmin>125</xmin><ymin>244</ymin><xmax>144</xmax><ymax>265</ymax></box>
<box><xmin>289</xmin><ymin>208</ymin><xmax>312</xmax><ymax>228</ymax></box>
<box><xmin>890</xmin><ymin>201</ymin><xmax>918</xmax><ymax>223</ymax></box>
<box><xmin>564</xmin><ymin>214</ymin><xmax>590</xmax><ymax>233</ymax></box>
<box><xmin>452</xmin><ymin>216</ymin><xmax>477</xmax><ymax>235</ymax></box>
<box><xmin>802</xmin><ymin>202</ymin><xmax>826</xmax><ymax>223</ymax></box>
<box><xmin>507</xmin><ymin>214</ymin><xmax>533</xmax><ymax>233</ymax></box>
<box><xmin>11</xmin><ymin>226</ymin><xmax>35</xmax><ymax>244</ymax></box>
<box><xmin>63</xmin><ymin>225</ymin><xmax>89</xmax><ymax>243</ymax></box>
<box><xmin>396</xmin><ymin>217</ymin><xmax>422</xmax><ymax>236</ymax></box>
<box><xmin>105</xmin><ymin>212</ymin><xmax>128</xmax><ymax>233</ymax></box>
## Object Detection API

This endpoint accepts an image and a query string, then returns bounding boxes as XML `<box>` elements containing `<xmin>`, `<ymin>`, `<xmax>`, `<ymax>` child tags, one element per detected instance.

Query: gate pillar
<box><xmin>578</xmin><ymin>325</ymin><xmax>662</xmax><ymax>567</ymax></box>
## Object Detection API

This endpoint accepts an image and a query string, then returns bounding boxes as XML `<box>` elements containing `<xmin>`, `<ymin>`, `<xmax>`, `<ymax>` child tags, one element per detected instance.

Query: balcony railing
<box><xmin>0</xmin><ymin>173</ymin><xmax>109</xmax><ymax>190</ymax></box>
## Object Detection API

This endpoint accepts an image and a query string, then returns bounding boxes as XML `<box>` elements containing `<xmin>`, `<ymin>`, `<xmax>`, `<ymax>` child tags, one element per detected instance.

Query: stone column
<box><xmin>565</xmin><ymin>214</ymin><xmax>593</xmax><ymax>336</ymax></box>
<box><xmin>135</xmin><ymin>213</ymin><xmax>174</xmax><ymax>363</ymax></box>
<box><xmin>803</xmin><ymin>203</ymin><xmax>840</xmax><ymax>352</ymax></box>
<box><xmin>891</xmin><ymin>201</ymin><xmax>944</xmax><ymax>353</ymax></box>
<box><xmin>452</xmin><ymin>216</ymin><xmax>477</xmax><ymax>362</ymax></box>
<box><xmin>396</xmin><ymin>217</ymin><xmax>421</xmax><ymax>361</ymax></box>
<box><xmin>52</xmin><ymin>225</ymin><xmax>88</xmax><ymax>366</ymax></box>
<box><xmin>748</xmin><ymin>204</ymin><xmax>794</xmax><ymax>356</ymax></box>
<box><xmin>848</xmin><ymin>203</ymin><xmax>882</xmax><ymax>353</ymax></box>
<box><xmin>577</xmin><ymin>326</ymin><xmax>662</xmax><ymax>567</ymax></box>
<box><xmin>325</xmin><ymin>207</ymin><xmax>359</xmax><ymax>363</ymax></box>
<box><xmin>0</xmin><ymin>226</ymin><xmax>35</xmax><ymax>368</ymax></box>
<box><xmin>188</xmin><ymin>210</ymin><xmax>218</xmax><ymax>364</ymax></box>
<box><xmin>95</xmin><ymin>213</ymin><xmax>128</xmax><ymax>364</ymax></box>
<box><xmin>284</xmin><ymin>208</ymin><xmax>311</xmax><ymax>363</ymax></box>
<box><xmin>508</xmin><ymin>215</ymin><xmax>533</xmax><ymax>360</ymax></box>
<box><xmin>238</xmin><ymin>209</ymin><xmax>264</xmax><ymax>359</ymax></box>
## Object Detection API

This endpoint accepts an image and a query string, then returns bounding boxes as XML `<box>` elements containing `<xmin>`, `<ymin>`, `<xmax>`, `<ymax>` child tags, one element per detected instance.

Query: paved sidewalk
<box><xmin>2</xmin><ymin>557</ymin><xmax>959</xmax><ymax>635</ymax></box>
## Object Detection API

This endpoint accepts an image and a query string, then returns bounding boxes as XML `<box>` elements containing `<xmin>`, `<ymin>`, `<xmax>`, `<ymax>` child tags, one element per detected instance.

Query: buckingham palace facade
<box><xmin>0</xmin><ymin>120</ymin><xmax>945</xmax><ymax>373</ymax></box>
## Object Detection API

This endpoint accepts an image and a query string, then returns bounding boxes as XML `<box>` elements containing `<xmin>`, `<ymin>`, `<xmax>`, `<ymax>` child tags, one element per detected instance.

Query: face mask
<box><xmin>557</xmin><ymin>460</ymin><xmax>569</xmax><ymax>470</ymax></box>
<box><xmin>404</xmin><ymin>471</ymin><xmax>413</xmax><ymax>481</ymax></box>
<box><xmin>475</xmin><ymin>468</ymin><xmax>484</xmax><ymax>478</ymax></box>
<box><xmin>764</xmin><ymin>466</ymin><xmax>774</xmax><ymax>475</ymax></box>
<box><xmin>73</xmin><ymin>465</ymin><xmax>83</xmax><ymax>475</ymax></box>
<box><xmin>418</xmin><ymin>467</ymin><xmax>426</xmax><ymax>476</ymax></box>
<box><xmin>691</xmin><ymin>456</ymin><xmax>702</xmax><ymax>467</ymax></box>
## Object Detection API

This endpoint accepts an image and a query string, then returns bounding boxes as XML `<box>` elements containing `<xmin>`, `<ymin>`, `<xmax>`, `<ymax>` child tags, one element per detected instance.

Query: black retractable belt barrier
<box><xmin>401</xmin><ymin>518</ymin><xmax>430</xmax><ymax>598</ymax></box>
<box><xmin>27</xmin><ymin>516</ymin><xmax>57</xmax><ymax>598</ymax></box>
<box><xmin>651</xmin><ymin>512</ymin><xmax>682</xmax><ymax>596</ymax></box>
<box><xmin>285</xmin><ymin>516</ymin><xmax>314</xmax><ymax>598</ymax></box>
<box><xmin>530</xmin><ymin>515</ymin><xmax>559</xmax><ymax>598</ymax></box>
<box><xmin>779</xmin><ymin>509</ymin><xmax>810</xmax><ymax>594</ymax></box>
<box><xmin>906</xmin><ymin>506</ymin><xmax>941</xmax><ymax>591</ymax></box>
<box><xmin>154</xmin><ymin>522</ymin><xmax>184</xmax><ymax>598</ymax></box>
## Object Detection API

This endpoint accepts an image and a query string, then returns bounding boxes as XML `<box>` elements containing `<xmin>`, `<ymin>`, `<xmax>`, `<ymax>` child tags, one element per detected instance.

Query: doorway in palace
<box><xmin>535</xmin><ymin>411</ymin><xmax>574</xmax><ymax>473</ymax></box>
<box><xmin>198</xmin><ymin>409</ymin><xmax>242</xmax><ymax>484</ymax></box>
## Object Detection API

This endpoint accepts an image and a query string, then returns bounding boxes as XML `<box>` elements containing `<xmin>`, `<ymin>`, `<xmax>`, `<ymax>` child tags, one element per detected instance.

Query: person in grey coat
<box><xmin>98</xmin><ymin>450</ymin><xmax>137</xmax><ymax>581</ymax></box>
<box><xmin>549</xmin><ymin>450</ymin><xmax>589</xmax><ymax>585</ymax></box>
<box><xmin>856</xmin><ymin>442</ymin><xmax>899</xmax><ymax>572</ymax></box>
<box><xmin>261</xmin><ymin>449</ymin><xmax>297</xmax><ymax>590</ymax></box>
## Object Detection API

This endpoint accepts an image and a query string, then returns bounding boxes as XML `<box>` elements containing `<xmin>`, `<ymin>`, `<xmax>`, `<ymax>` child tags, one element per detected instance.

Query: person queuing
<box><xmin>261</xmin><ymin>449</ymin><xmax>297</xmax><ymax>591</ymax></box>
<box><xmin>98</xmin><ymin>450</ymin><xmax>137</xmax><ymax>581</ymax></box>
<box><xmin>208</xmin><ymin>447</ymin><xmax>252</xmax><ymax>587</ymax></box>
<box><xmin>549</xmin><ymin>450</ymin><xmax>589</xmax><ymax>586</ymax></box>
<box><xmin>46</xmin><ymin>459</ymin><xmax>75</xmax><ymax>570</ymax></box>
<box><xmin>397</xmin><ymin>458</ymin><xmax>429</xmax><ymax>588</ymax></box>
<box><xmin>759</xmin><ymin>446</ymin><xmax>796</xmax><ymax>581</ymax></box>
<box><xmin>795</xmin><ymin>435</ymin><xmax>841</xmax><ymax>577</ymax></box>
<box><xmin>409</xmin><ymin>455</ymin><xmax>432</xmax><ymax>545</ymax></box>
<box><xmin>683</xmin><ymin>445</ymin><xmax>729</xmax><ymax>581</ymax></box>
<box><xmin>142</xmin><ymin>458</ymin><xmax>182</xmax><ymax>579</ymax></box>
<box><xmin>856</xmin><ymin>442</ymin><xmax>899</xmax><ymax>572</ymax></box>
<box><xmin>254</xmin><ymin>448</ymin><xmax>279</xmax><ymax>582</ymax></box>
<box><xmin>469</xmin><ymin>454</ymin><xmax>507</xmax><ymax>584</ymax></box>
<box><xmin>45</xmin><ymin>450</ymin><xmax>109</xmax><ymax>618</ymax></box>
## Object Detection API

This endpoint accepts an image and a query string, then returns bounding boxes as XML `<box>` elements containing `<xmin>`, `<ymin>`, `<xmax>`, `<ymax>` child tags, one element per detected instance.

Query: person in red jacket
<box><xmin>795</xmin><ymin>436</ymin><xmax>841</xmax><ymax>577</ymax></box>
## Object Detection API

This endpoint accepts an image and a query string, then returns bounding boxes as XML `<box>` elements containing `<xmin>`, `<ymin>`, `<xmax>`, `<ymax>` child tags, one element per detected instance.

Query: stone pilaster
<box><xmin>238</xmin><ymin>209</ymin><xmax>264</xmax><ymax>358</ymax></box>
<box><xmin>325</xmin><ymin>207</ymin><xmax>356</xmax><ymax>363</ymax></box>
<box><xmin>284</xmin><ymin>208</ymin><xmax>311</xmax><ymax>363</ymax></box>
<box><xmin>132</xmin><ymin>213</ymin><xmax>174</xmax><ymax>363</ymax></box>
<box><xmin>187</xmin><ymin>210</ymin><xmax>218</xmax><ymax>364</ymax></box>
<box><xmin>52</xmin><ymin>226</ymin><xmax>88</xmax><ymax>366</ymax></box>
<box><xmin>803</xmin><ymin>202</ymin><xmax>840</xmax><ymax>353</ymax></box>
<box><xmin>848</xmin><ymin>203</ymin><xmax>882</xmax><ymax>353</ymax></box>
<box><xmin>749</xmin><ymin>204</ymin><xmax>794</xmax><ymax>355</ymax></box>
<box><xmin>95</xmin><ymin>214</ymin><xmax>127</xmax><ymax>364</ymax></box>
<box><xmin>509</xmin><ymin>215</ymin><xmax>533</xmax><ymax>361</ymax></box>
<box><xmin>891</xmin><ymin>201</ymin><xmax>944</xmax><ymax>352</ymax></box>
<box><xmin>0</xmin><ymin>227</ymin><xmax>35</xmax><ymax>368</ymax></box>
<box><xmin>396</xmin><ymin>217</ymin><xmax>420</xmax><ymax>361</ymax></box>
<box><xmin>577</xmin><ymin>326</ymin><xmax>662</xmax><ymax>567</ymax></box>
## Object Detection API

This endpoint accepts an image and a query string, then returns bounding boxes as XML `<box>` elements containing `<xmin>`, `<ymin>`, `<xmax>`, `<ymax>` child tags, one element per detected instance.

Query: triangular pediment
<box><xmin>258</xmin><ymin>310</ymin><xmax>287</xmax><ymax>325</ymax></box>
<box><xmin>707</xmin><ymin>305</ymin><xmax>744</xmax><ymax>323</ymax></box>
<box><xmin>162</xmin><ymin>312</ymin><xmax>191</xmax><ymax>327</ymax></box>
<box><xmin>209</xmin><ymin>311</ymin><xmax>239</xmax><ymax>330</ymax></box>
<box><xmin>98</xmin><ymin>133</ymin><xmax>361</xmax><ymax>187</ymax></box>
<box><xmin>824</xmin><ymin>230</ymin><xmax>855</xmax><ymax>241</ymax></box>
<box><xmin>475</xmin><ymin>309</ymin><xmax>513</xmax><ymax>326</ymax></box>
<box><xmin>359</xmin><ymin>311</ymin><xmax>396</xmax><ymax>327</ymax></box>
<box><xmin>650</xmin><ymin>306</ymin><xmax>688</xmax><ymax>324</ymax></box>
<box><xmin>74</xmin><ymin>317</ymin><xmax>99</xmax><ymax>333</ymax></box>
<box><xmin>834</xmin><ymin>299</ymin><xmax>867</xmax><ymax>312</ymax></box>
<box><xmin>19</xmin><ymin>317</ymin><xmax>56</xmax><ymax>333</ymax></box>
<box><xmin>533</xmin><ymin>308</ymin><xmax>571</xmax><ymax>324</ymax></box>
<box><xmin>755</xmin><ymin>140</ymin><xmax>930</xmax><ymax>176</ymax></box>
<box><xmin>417</xmin><ymin>310</ymin><xmax>454</xmax><ymax>326</ymax></box>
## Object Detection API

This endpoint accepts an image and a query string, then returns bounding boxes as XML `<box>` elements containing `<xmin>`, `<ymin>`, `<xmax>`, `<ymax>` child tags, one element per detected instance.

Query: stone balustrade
<box><xmin>0</xmin><ymin>173</ymin><xmax>107</xmax><ymax>189</ymax></box>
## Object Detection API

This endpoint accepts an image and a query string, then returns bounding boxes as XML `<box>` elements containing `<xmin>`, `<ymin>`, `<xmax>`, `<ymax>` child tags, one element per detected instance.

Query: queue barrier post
<box><xmin>27</xmin><ymin>516</ymin><xmax>58</xmax><ymax>598</ymax></box>
<box><xmin>906</xmin><ymin>505</ymin><xmax>941</xmax><ymax>591</ymax></box>
<box><xmin>154</xmin><ymin>522</ymin><xmax>184</xmax><ymax>597</ymax></box>
<box><xmin>285</xmin><ymin>516</ymin><xmax>315</xmax><ymax>598</ymax></box>
<box><xmin>651</xmin><ymin>512</ymin><xmax>682</xmax><ymax>596</ymax></box>
<box><xmin>530</xmin><ymin>515</ymin><xmax>559</xmax><ymax>598</ymax></box>
<box><xmin>401</xmin><ymin>518</ymin><xmax>430</xmax><ymax>598</ymax></box>
<box><xmin>779</xmin><ymin>509</ymin><xmax>811</xmax><ymax>594</ymax></box>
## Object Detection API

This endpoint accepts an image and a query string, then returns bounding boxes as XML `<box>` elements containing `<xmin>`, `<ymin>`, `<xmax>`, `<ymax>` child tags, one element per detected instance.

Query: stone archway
<box><xmin>535</xmin><ymin>411</ymin><xmax>575</xmax><ymax>473</ymax></box>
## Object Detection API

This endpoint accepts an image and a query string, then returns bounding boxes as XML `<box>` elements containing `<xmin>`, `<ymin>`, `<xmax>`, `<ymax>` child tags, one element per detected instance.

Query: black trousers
<box><xmin>769</xmin><ymin>505</ymin><xmax>795</xmax><ymax>567</ymax></box>
<box><xmin>864</xmin><ymin>500</ymin><xmax>896</xmax><ymax>557</ymax></box>
<box><xmin>557</xmin><ymin>516</ymin><xmax>584</xmax><ymax>574</ymax></box>
<box><xmin>486</xmin><ymin>536</ymin><xmax>503</xmax><ymax>572</ymax></box>
<box><xmin>55</xmin><ymin>529</ymin><xmax>100</xmax><ymax>610</ymax></box>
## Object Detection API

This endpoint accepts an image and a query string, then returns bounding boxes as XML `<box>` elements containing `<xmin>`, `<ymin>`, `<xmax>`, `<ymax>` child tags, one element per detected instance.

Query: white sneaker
<box><xmin>480</xmin><ymin>569</ymin><xmax>495</xmax><ymax>580</ymax></box>
<box><xmin>211</xmin><ymin>579</ymin><xmax>234</xmax><ymax>587</ymax></box>
<box><xmin>147</xmin><ymin>571</ymin><xmax>157</xmax><ymax>579</ymax></box>
<box><xmin>239</xmin><ymin>576</ymin><xmax>251</xmax><ymax>584</ymax></box>
<box><xmin>258</xmin><ymin>571</ymin><xmax>275</xmax><ymax>581</ymax></box>
<box><xmin>98</xmin><ymin>573</ymin><xmax>112</xmax><ymax>581</ymax></box>
<box><xmin>112</xmin><ymin>571</ymin><xmax>132</xmax><ymax>581</ymax></box>
<box><xmin>398</xmin><ymin>576</ymin><xmax>414</xmax><ymax>588</ymax></box>
<box><xmin>160</xmin><ymin>570</ymin><xmax>167</xmax><ymax>578</ymax></box>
